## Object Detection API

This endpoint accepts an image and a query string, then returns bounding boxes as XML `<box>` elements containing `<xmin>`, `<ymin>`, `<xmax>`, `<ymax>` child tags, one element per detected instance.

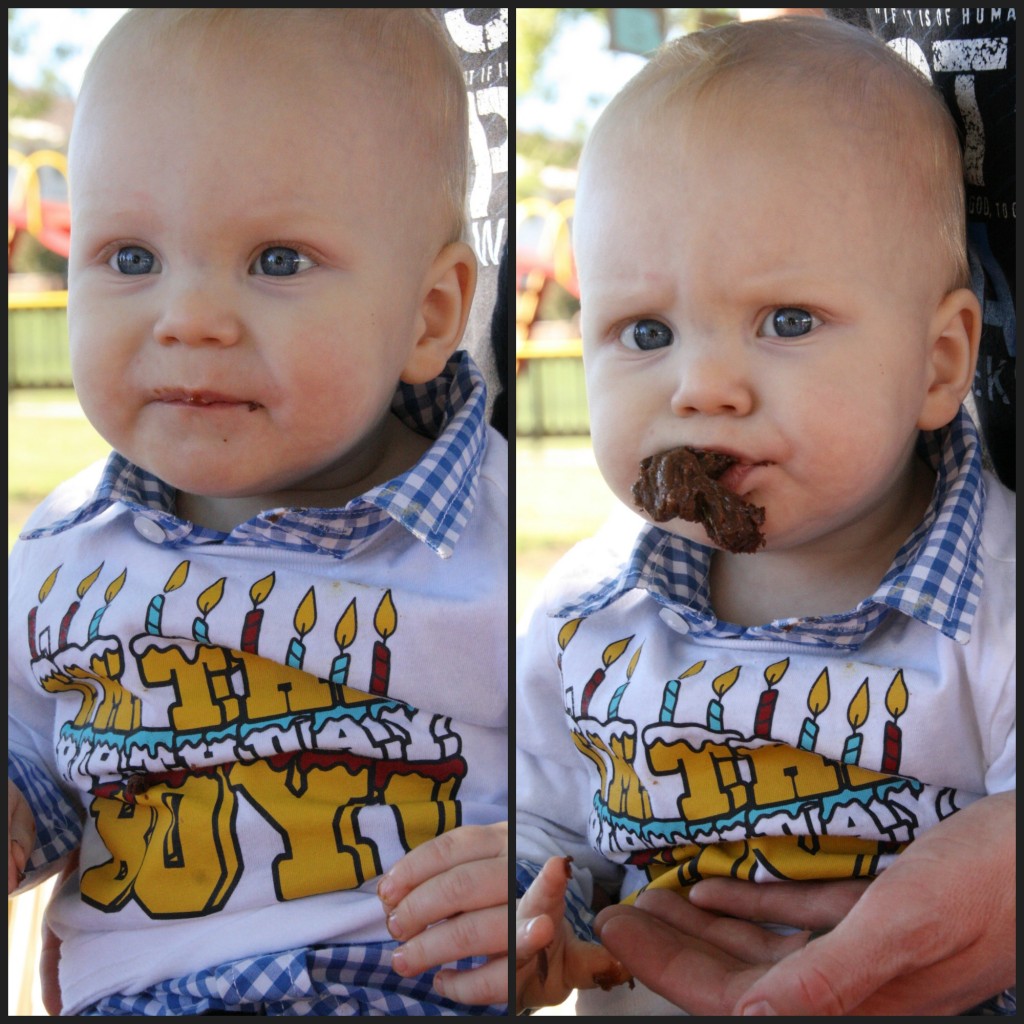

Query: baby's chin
<box><xmin>649</xmin><ymin>517</ymin><xmax>768</xmax><ymax>553</ymax></box>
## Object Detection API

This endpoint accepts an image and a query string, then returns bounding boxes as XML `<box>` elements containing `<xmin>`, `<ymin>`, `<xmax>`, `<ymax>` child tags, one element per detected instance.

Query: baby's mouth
<box><xmin>632</xmin><ymin>446</ymin><xmax>767</xmax><ymax>553</ymax></box>
<box><xmin>153</xmin><ymin>388</ymin><xmax>262</xmax><ymax>411</ymax></box>
<box><xmin>687</xmin><ymin>448</ymin><xmax>737</xmax><ymax>480</ymax></box>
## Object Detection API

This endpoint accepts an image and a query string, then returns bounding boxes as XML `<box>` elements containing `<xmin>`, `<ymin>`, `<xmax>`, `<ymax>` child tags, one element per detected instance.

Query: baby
<box><xmin>8</xmin><ymin>8</ymin><xmax>508</xmax><ymax>1016</ymax></box>
<box><xmin>516</xmin><ymin>16</ymin><xmax>1014</xmax><ymax>1016</ymax></box>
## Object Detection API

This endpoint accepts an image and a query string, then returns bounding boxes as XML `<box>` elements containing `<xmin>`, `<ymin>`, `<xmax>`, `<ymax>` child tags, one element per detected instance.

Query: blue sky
<box><xmin>518</xmin><ymin>15</ymin><xmax>650</xmax><ymax>140</ymax></box>
<box><xmin>10</xmin><ymin>8</ymin><xmax>129</xmax><ymax>97</ymax></box>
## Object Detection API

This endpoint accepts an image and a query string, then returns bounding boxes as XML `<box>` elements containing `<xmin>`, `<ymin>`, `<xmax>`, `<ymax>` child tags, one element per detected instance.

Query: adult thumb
<box><xmin>733</xmin><ymin>917</ymin><xmax>906</xmax><ymax>1017</ymax></box>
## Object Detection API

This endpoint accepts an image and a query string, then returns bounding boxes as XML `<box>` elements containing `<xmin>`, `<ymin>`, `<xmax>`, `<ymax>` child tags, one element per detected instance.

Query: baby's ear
<box><xmin>400</xmin><ymin>241</ymin><xmax>478</xmax><ymax>385</ymax></box>
<box><xmin>917</xmin><ymin>287</ymin><xmax>981</xmax><ymax>431</ymax></box>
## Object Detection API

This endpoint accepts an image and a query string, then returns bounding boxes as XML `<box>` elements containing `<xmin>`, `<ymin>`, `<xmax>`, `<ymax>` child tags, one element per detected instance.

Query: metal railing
<box><xmin>8</xmin><ymin>290</ymin><xmax>71</xmax><ymax>389</ymax></box>
<box><xmin>516</xmin><ymin>196</ymin><xmax>589</xmax><ymax>436</ymax></box>
<box><xmin>515</xmin><ymin>337</ymin><xmax>589</xmax><ymax>437</ymax></box>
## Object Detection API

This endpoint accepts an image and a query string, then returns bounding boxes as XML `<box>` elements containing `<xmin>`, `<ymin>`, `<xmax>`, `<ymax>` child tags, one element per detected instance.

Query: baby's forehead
<box><xmin>72</xmin><ymin>9</ymin><xmax>468</xmax><ymax>251</ymax></box>
<box><xmin>75</xmin><ymin>11</ymin><xmax>436</xmax><ymax>180</ymax></box>
<box><xmin>82</xmin><ymin>9</ymin><xmax>459</xmax><ymax>117</ymax></box>
<box><xmin>610</xmin><ymin>66</ymin><xmax>925</xmax><ymax>144</ymax></box>
<box><xmin>583</xmin><ymin>58</ymin><xmax>944</xmax><ymax>213</ymax></box>
<box><xmin>86</xmin><ymin>11</ymin><xmax>371</xmax><ymax>90</ymax></box>
<box><xmin>589</xmin><ymin>15</ymin><xmax>952</xmax><ymax>157</ymax></box>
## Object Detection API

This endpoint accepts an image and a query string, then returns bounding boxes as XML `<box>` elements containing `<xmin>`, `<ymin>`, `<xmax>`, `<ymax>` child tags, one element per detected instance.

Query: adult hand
<box><xmin>596</xmin><ymin>790</ymin><xmax>1015</xmax><ymax>1015</ymax></box>
<box><xmin>378</xmin><ymin>822</ymin><xmax>508</xmax><ymax>1006</ymax></box>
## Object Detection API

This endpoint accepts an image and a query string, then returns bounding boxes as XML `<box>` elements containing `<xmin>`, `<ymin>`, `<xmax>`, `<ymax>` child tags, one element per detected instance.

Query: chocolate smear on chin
<box><xmin>632</xmin><ymin>446</ymin><xmax>766</xmax><ymax>554</ymax></box>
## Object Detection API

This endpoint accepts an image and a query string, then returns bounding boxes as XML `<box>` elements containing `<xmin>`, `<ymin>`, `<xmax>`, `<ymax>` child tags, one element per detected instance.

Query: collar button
<box><xmin>659</xmin><ymin>608</ymin><xmax>690</xmax><ymax>634</ymax></box>
<box><xmin>133</xmin><ymin>516</ymin><xmax>166</xmax><ymax>543</ymax></box>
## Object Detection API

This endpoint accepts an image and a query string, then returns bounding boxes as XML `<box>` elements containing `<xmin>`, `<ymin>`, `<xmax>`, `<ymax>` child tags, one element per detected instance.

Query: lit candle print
<box><xmin>28</xmin><ymin>566</ymin><xmax>61</xmax><ymax>659</ymax></box>
<box><xmin>331</xmin><ymin>599</ymin><xmax>357</xmax><ymax>693</ymax></box>
<box><xmin>798</xmin><ymin>668</ymin><xmax>831</xmax><ymax>751</ymax></box>
<box><xmin>579</xmin><ymin>635</ymin><xmax>632</xmax><ymax>717</ymax></box>
<box><xmin>842</xmin><ymin>679</ymin><xmax>870</xmax><ymax>765</ymax></box>
<box><xmin>286</xmin><ymin>587</ymin><xmax>318</xmax><ymax>670</ymax></box>
<box><xmin>706</xmin><ymin>666</ymin><xmax>740</xmax><ymax>732</ymax></box>
<box><xmin>660</xmin><ymin>679</ymin><xmax>680</xmax><ymax>723</ymax></box>
<box><xmin>88</xmin><ymin>569</ymin><xmax>127</xmax><ymax>640</ymax></box>
<box><xmin>145</xmin><ymin>561</ymin><xmax>189</xmax><ymax>637</ymax></box>
<box><xmin>882</xmin><ymin>670</ymin><xmax>908</xmax><ymax>773</ymax></box>
<box><xmin>659</xmin><ymin>661</ymin><xmax>705</xmax><ymax>723</ymax></box>
<box><xmin>241</xmin><ymin>573</ymin><xmax>275</xmax><ymax>653</ymax></box>
<box><xmin>370</xmin><ymin>590</ymin><xmax>397</xmax><ymax>695</ymax></box>
<box><xmin>754</xmin><ymin>659</ymin><xmax>789</xmax><ymax>738</ymax></box>
<box><xmin>192</xmin><ymin>577</ymin><xmax>225</xmax><ymax>645</ymax></box>
<box><xmin>608</xmin><ymin>644</ymin><xmax>642</xmax><ymax>719</ymax></box>
<box><xmin>60</xmin><ymin>564</ymin><xmax>103</xmax><ymax>647</ymax></box>
<box><xmin>556</xmin><ymin>617</ymin><xmax>583</xmax><ymax>672</ymax></box>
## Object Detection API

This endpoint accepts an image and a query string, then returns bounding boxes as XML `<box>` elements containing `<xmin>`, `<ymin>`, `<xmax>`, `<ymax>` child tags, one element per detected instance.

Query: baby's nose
<box><xmin>668</xmin><ymin>342</ymin><xmax>754</xmax><ymax>417</ymax></box>
<box><xmin>152</xmin><ymin>275</ymin><xmax>243</xmax><ymax>347</ymax></box>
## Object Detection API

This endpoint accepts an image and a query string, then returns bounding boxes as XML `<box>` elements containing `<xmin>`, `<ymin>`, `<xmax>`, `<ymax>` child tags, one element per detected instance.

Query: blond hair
<box><xmin>78</xmin><ymin>8</ymin><xmax>469</xmax><ymax>245</ymax></box>
<box><xmin>584</xmin><ymin>16</ymin><xmax>968</xmax><ymax>290</ymax></box>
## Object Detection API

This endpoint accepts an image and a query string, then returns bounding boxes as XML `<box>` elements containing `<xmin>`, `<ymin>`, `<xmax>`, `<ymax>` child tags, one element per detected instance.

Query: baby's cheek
<box><xmin>593</xmin><ymin>438</ymin><xmax>638</xmax><ymax>509</ymax></box>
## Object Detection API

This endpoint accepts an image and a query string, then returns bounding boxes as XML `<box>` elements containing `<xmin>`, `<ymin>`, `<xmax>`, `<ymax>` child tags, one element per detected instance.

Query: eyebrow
<box><xmin>73</xmin><ymin>197</ymin><xmax>345</xmax><ymax>237</ymax></box>
<box><xmin>581</xmin><ymin>271</ymin><xmax>679</xmax><ymax>306</ymax></box>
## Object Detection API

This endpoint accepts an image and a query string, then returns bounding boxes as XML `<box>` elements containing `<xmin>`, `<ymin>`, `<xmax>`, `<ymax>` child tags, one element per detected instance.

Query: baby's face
<box><xmin>68</xmin><ymin>23</ymin><xmax>440</xmax><ymax>504</ymax></box>
<box><xmin>576</xmin><ymin>90</ymin><xmax>952</xmax><ymax>556</ymax></box>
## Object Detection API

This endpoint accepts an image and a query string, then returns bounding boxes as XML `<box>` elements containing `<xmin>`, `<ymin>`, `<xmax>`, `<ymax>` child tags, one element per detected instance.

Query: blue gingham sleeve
<box><xmin>8</xmin><ymin>752</ymin><xmax>82</xmax><ymax>888</ymax></box>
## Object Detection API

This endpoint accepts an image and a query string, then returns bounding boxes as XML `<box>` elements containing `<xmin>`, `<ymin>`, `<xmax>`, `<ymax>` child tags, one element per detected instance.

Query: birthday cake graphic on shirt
<box><xmin>555</xmin><ymin>617</ymin><xmax>967</xmax><ymax>898</ymax></box>
<box><xmin>26</xmin><ymin>562</ymin><xmax>467</xmax><ymax>918</ymax></box>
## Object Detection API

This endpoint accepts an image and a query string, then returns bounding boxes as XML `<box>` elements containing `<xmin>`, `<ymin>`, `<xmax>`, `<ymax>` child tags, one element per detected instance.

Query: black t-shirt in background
<box><xmin>434</xmin><ymin>8</ymin><xmax>509</xmax><ymax>438</ymax></box>
<box><xmin>827</xmin><ymin>7</ymin><xmax>1016</xmax><ymax>490</ymax></box>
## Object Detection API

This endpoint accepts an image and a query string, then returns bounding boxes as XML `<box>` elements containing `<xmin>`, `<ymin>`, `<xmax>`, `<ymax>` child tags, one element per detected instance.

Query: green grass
<box><xmin>8</xmin><ymin>389</ymin><xmax>112</xmax><ymax>551</ymax></box>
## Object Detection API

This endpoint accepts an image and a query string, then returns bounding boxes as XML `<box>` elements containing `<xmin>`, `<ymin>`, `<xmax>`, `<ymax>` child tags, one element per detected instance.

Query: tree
<box><xmin>8</xmin><ymin>8</ymin><xmax>78</xmax><ymax>121</ymax></box>
<box><xmin>516</xmin><ymin>7</ymin><xmax>563</xmax><ymax>101</ymax></box>
<box><xmin>517</xmin><ymin>10</ymin><xmax>738</xmax><ymax>143</ymax></box>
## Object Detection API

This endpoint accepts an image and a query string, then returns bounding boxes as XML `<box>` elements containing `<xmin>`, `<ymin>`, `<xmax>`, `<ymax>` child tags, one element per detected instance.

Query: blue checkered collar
<box><xmin>553</xmin><ymin>407</ymin><xmax>986</xmax><ymax>649</ymax></box>
<box><xmin>22</xmin><ymin>351</ymin><xmax>489</xmax><ymax>560</ymax></box>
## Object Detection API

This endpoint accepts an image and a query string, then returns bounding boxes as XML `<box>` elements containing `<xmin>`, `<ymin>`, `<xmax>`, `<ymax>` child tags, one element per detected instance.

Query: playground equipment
<box><xmin>515</xmin><ymin>196</ymin><xmax>577</xmax><ymax>348</ymax></box>
<box><xmin>8</xmin><ymin>148</ymin><xmax>71</xmax><ymax>263</ymax></box>
<box><xmin>515</xmin><ymin>196</ymin><xmax>586</xmax><ymax>434</ymax></box>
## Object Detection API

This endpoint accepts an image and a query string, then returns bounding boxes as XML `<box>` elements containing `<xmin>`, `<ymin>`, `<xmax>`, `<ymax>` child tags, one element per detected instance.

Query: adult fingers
<box><xmin>734</xmin><ymin>794</ymin><xmax>1016</xmax><ymax>1016</ymax></box>
<box><xmin>595</xmin><ymin>901</ymin><xmax>764</xmax><ymax>1015</ymax></box>
<box><xmin>689</xmin><ymin>876</ymin><xmax>867</xmax><ymax>932</ymax></box>
<box><xmin>731</xmin><ymin>890</ymin><xmax>932</xmax><ymax>1016</ymax></box>
<box><xmin>631</xmin><ymin>888</ymin><xmax>808</xmax><ymax>966</ymax></box>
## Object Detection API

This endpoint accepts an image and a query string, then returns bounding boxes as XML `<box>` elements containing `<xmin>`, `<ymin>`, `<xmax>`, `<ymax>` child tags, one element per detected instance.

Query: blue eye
<box><xmin>759</xmin><ymin>307</ymin><xmax>821</xmax><ymax>338</ymax></box>
<box><xmin>250</xmin><ymin>246</ymin><xmax>317</xmax><ymax>277</ymax></box>
<box><xmin>110</xmin><ymin>245</ymin><xmax>159</xmax><ymax>275</ymax></box>
<box><xmin>620</xmin><ymin>319</ymin><xmax>673</xmax><ymax>351</ymax></box>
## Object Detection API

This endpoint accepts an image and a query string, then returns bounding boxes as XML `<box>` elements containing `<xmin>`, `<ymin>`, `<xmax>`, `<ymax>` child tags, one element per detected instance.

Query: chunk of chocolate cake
<box><xmin>632</xmin><ymin>446</ymin><xmax>766</xmax><ymax>553</ymax></box>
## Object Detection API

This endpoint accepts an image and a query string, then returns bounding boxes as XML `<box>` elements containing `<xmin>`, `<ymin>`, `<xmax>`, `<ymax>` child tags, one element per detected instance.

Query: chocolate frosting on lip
<box><xmin>632</xmin><ymin>446</ymin><xmax>766</xmax><ymax>553</ymax></box>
